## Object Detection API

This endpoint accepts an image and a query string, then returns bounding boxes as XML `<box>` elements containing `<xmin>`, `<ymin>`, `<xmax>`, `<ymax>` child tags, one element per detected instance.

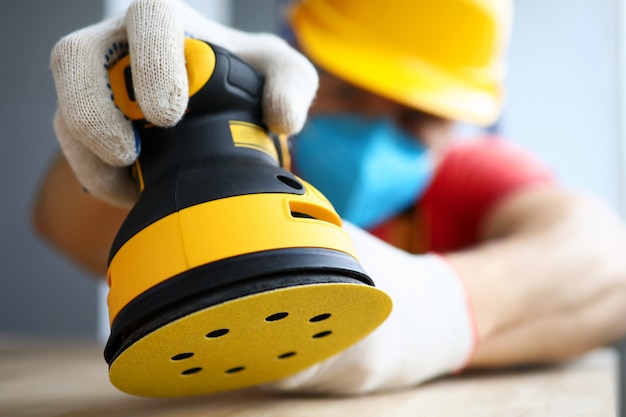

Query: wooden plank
<box><xmin>0</xmin><ymin>336</ymin><xmax>617</xmax><ymax>417</ymax></box>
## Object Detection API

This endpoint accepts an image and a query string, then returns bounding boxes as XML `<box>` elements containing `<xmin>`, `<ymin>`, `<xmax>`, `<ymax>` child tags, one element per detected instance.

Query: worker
<box><xmin>34</xmin><ymin>0</ymin><xmax>626</xmax><ymax>395</ymax></box>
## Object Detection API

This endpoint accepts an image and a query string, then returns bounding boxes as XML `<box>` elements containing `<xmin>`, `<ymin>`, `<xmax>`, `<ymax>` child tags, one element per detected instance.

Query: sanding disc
<box><xmin>109</xmin><ymin>282</ymin><xmax>392</xmax><ymax>397</ymax></box>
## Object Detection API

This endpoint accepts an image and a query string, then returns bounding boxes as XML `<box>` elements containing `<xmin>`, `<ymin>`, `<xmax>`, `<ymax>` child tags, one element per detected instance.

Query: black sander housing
<box><xmin>103</xmin><ymin>38</ymin><xmax>392</xmax><ymax>398</ymax></box>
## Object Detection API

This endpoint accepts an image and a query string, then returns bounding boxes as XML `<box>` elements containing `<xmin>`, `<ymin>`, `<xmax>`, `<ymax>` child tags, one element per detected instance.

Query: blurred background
<box><xmin>0</xmin><ymin>0</ymin><xmax>624</xmax><ymax>412</ymax></box>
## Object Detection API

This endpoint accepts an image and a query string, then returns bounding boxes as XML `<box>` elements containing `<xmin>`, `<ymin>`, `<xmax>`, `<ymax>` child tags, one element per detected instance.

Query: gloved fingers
<box><xmin>52</xmin><ymin>0</ymin><xmax>317</xmax><ymax>169</ymax></box>
<box><xmin>126</xmin><ymin>0</ymin><xmax>317</xmax><ymax>134</ymax></box>
<box><xmin>54</xmin><ymin>112</ymin><xmax>139</xmax><ymax>208</ymax></box>
<box><xmin>50</xmin><ymin>16</ymin><xmax>138</xmax><ymax>167</ymax></box>
<box><xmin>173</xmin><ymin>0</ymin><xmax>319</xmax><ymax>135</ymax></box>
<box><xmin>125</xmin><ymin>0</ymin><xmax>188</xmax><ymax>127</ymax></box>
<box><xmin>236</xmin><ymin>33</ymin><xmax>319</xmax><ymax>135</ymax></box>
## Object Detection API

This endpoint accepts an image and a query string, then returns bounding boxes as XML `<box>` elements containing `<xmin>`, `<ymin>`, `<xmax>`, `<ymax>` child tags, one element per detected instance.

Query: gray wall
<box><xmin>505</xmin><ymin>0</ymin><xmax>622</xmax><ymax>208</ymax></box>
<box><xmin>233</xmin><ymin>0</ymin><xmax>278</xmax><ymax>33</ymax></box>
<box><xmin>503</xmin><ymin>1</ymin><xmax>625</xmax><ymax>412</ymax></box>
<box><xmin>0</xmin><ymin>0</ymin><xmax>103</xmax><ymax>337</ymax></box>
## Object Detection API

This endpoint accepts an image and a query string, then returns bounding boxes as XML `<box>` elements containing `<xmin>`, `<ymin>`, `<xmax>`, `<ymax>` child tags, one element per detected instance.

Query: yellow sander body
<box><xmin>105</xmin><ymin>39</ymin><xmax>392</xmax><ymax>398</ymax></box>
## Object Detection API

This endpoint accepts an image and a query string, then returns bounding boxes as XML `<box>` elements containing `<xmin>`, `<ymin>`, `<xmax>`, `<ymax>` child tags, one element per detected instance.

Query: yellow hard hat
<box><xmin>288</xmin><ymin>0</ymin><xmax>512</xmax><ymax>126</ymax></box>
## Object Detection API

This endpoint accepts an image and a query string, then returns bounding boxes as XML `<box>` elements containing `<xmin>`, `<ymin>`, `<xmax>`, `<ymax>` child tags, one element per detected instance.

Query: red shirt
<box><xmin>371</xmin><ymin>137</ymin><xmax>554</xmax><ymax>253</ymax></box>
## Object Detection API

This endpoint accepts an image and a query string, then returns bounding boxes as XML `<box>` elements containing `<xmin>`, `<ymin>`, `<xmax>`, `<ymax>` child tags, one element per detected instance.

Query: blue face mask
<box><xmin>293</xmin><ymin>114</ymin><xmax>434</xmax><ymax>229</ymax></box>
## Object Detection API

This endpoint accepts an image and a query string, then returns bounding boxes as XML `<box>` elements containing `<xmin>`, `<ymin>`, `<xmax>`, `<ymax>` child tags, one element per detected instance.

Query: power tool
<box><xmin>104</xmin><ymin>38</ymin><xmax>392</xmax><ymax>398</ymax></box>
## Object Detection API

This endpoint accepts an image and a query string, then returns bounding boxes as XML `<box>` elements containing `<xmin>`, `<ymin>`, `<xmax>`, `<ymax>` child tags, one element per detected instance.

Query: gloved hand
<box><xmin>263</xmin><ymin>221</ymin><xmax>477</xmax><ymax>395</ymax></box>
<box><xmin>51</xmin><ymin>0</ymin><xmax>318</xmax><ymax>207</ymax></box>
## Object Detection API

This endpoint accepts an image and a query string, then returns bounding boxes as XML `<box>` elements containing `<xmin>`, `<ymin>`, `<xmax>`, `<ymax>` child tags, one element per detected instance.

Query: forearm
<box><xmin>447</xmin><ymin>187</ymin><xmax>626</xmax><ymax>367</ymax></box>
<box><xmin>32</xmin><ymin>153</ymin><xmax>129</xmax><ymax>276</ymax></box>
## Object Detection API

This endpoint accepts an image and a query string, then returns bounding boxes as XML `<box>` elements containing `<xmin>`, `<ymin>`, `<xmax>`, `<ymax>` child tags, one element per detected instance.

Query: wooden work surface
<box><xmin>0</xmin><ymin>336</ymin><xmax>618</xmax><ymax>417</ymax></box>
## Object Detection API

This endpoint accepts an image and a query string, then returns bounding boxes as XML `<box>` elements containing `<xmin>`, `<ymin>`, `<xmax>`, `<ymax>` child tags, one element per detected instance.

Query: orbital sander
<box><xmin>103</xmin><ymin>38</ymin><xmax>392</xmax><ymax>398</ymax></box>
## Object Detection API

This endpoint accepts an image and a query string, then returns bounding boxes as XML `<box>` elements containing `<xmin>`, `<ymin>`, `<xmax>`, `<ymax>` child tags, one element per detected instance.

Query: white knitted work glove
<box><xmin>263</xmin><ymin>221</ymin><xmax>477</xmax><ymax>395</ymax></box>
<box><xmin>51</xmin><ymin>0</ymin><xmax>318</xmax><ymax>207</ymax></box>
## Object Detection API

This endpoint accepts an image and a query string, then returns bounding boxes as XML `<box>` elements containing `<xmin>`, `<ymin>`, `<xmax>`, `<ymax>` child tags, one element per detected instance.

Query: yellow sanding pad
<box><xmin>109</xmin><ymin>283</ymin><xmax>392</xmax><ymax>397</ymax></box>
